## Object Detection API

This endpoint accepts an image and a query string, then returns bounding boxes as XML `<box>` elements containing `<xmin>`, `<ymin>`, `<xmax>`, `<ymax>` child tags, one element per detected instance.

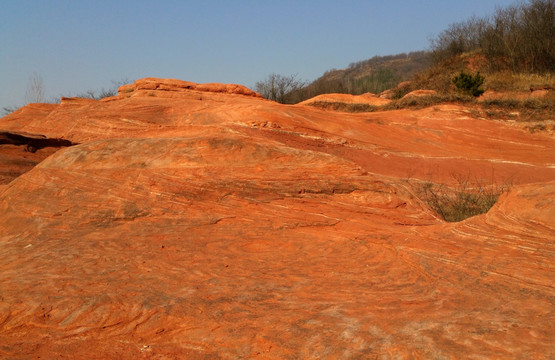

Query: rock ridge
<box><xmin>117</xmin><ymin>77</ymin><xmax>262</xmax><ymax>98</ymax></box>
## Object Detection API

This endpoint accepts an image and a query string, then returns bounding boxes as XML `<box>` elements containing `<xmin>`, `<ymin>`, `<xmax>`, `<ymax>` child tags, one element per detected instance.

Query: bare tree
<box><xmin>2</xmin><ymin>106</ymin><xmax>20</xmax><ymax>116</ymax></box>
<box><xmin>255</xmin><ymin>73</ymin><xmax>307</xmax><ymax>104</ymax></box>
<box><xmin>520</xmin><ymin>0</ymin><xmax>555</xmax><ymax>73</ymax></box>
<box><xmin>25</xmin><ymin>72</ymin><xmax>45</xmax><ymax>103</ymax></box>
<box><xmin>430</xmin><ymin>0</ymin><xmax>554</xmax><ymax>73</ymax></box>
<box><xmin>492</xmin><ymin>5</ymin><xmax>524</xmax><ymax>72</ymax></box>
<box><xmin>74</xmin><ymin>78</ymin><xmax>132</xmax><ymax>100</ymax></box>
<box><xmin>430</xmin><ymin>16</ymin><xmax>488</xmax><ymax>63</ymax></box>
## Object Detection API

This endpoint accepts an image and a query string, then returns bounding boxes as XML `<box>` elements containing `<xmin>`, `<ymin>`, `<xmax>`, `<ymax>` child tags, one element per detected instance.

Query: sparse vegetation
<box><xmin>384</xmin><ymin>93</ymin><xmax>476</xmax><ymax>110</ymax></box>
<box><xmin>74</xmin><ymin>78</ymin><xmax>132</xmax><ymax>100</ymax></box>
<box><xmin>254</xmin><ymin>73</ymin><xmax>307</xmax><ymax>104</ymax></box>
<box><xmin>430</xmin><ymin>0</ymin><xmax>555</xmax><ymax>74</ymax></box>
<box><xmin>485</xmin><ymin>71</ymin><xmax>554</xmax><ymax>91</ymax></box>
<box><xmin>350</xmin><ymin>68</ymin><xmax>401</xmax><ymax>95</ymax></box>
<box><xmin>292</xmin><ymin>0</ymin><xmax>555</xmax><ymax>126</ymax></box>
<box><xmin>2</xmin><ymin>72</ymin><xmax>59</xmax><ymax>116</ymax></box>
<box><xmin>415</xmin><ymin>173</ymin><xmax>512</xmax><ymax>222</ymax></box>
<box><xmin>25</xmin><ymin>72</ymin><xmax>46</xmax><ymax>103</ymax></box>
<box><xmin>307</xmin><ymin>101</ymin><xmax>380</xmax><ymax>112</ymax></box>
<box><xmin>1</xmin><ymin>78</ymin><xmax>133</xmax><ymax>117</ymax></box>
<box><xmin>526</xmin><ymin>123</ymin><xmax>548</xmax><ymax>133</ymax></box>
<box><xmin>290</xmin><ymin>52</ymin><xmax>430</xmax><ymax>103</ymax></box>
<box><xmin>305</xmin><ymin>93</ymin><xmax>553</xmax><ymax>123</ymax></box>
<box><xmin>254</xmin><ymin>52</ymin><xmax>431</xmax><ymax>104</ymax></box>
<box><xmin>305</xmin><ymin>94</ymin><xmax>476</xmax><ymax>113</ymax></box>
<box><xmin>479</xmin><ymin>90</ymin><xmax>555</xmax><ymax>121</ymax></box>
<box><xmin>2</xmin><ymin>106</ymin><xmax>20</xmax><ymax>116</ymax></box>
<box><xmin>267</xmin><ymin>0</ymin><xmax>554</xmax><ymax>117</ymax></box>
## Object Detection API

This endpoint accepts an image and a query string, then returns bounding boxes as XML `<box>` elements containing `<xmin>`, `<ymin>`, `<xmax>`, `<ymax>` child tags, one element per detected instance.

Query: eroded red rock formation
<box><xmin>0</xmin><ymin>78</ymin><xmax>553</xmax><ymax>358</ymax></box>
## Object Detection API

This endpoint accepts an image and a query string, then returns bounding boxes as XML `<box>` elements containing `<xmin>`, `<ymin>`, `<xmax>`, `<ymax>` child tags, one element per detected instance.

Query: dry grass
<box><xmin>307</xmin><ymin>101</ymin><xmax>380</xmax><ymax>112</ymax></box>
<box><xmin>383</xmin><ymin>93</ymin><xmax>475</xmax><ymax>110</ymax></box>
<box><xmin>305</xmin><ymin>84</ymin><xmax>553</xmax><ymax>125</ymax></box>
<box><xmin>484</xmin><ymin>71</ymin><xmax>555</xmax><ymax>92</ymax></box>
<box><xmin>307</xmin><ymin>94</ymin><xmax>476</xmax><ymax>113</ymax></box>
<box><xmin>410</xmin><ymin>55</ymin><xmax>469</xmax><ymax>93</ymax></box>
<box><xmin>480</xmin><ymin>94</ymin><xmax>555</xmax><ymax>122</ymax></box>
<box><xmin>414</xmin><ymin>173</ymin><xmax>512</xmax><ymax>222</ymax></box>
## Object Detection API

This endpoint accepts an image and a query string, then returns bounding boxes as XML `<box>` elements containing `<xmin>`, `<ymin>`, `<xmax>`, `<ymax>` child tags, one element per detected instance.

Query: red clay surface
<box><xmin>0</xmin><ymin>78</ymin><xmax>554</xmax><ymax>359</ymax></box>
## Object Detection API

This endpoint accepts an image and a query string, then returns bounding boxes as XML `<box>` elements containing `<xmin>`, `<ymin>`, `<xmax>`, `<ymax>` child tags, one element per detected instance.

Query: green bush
<box><xmin>452</xmin><ymin>71</ymin><xmax>485</xmax><ymax>97</ymax></box>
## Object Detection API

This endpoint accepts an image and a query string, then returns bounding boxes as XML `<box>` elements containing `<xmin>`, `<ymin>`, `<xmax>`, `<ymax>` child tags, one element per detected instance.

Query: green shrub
<box><xmin>452</xmin><ymin>71</ymin><xmax>485</xmax><ymax>97</ymax></box>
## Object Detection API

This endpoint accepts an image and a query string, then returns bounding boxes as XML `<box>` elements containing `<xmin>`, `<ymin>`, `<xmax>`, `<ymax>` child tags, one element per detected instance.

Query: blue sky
<box><xmin>1</xmin><ymin>0</ymin><xmax>516</xmax><ymax>110</ymax></box>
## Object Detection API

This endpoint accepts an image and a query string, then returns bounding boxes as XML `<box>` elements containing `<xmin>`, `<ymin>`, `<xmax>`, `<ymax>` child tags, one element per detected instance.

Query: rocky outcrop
<box><xmin>118</xmin><ymin>77</ymin><xmax>262</xmax><ymax>98</ymax></box>
<box><xmin>0</xmin><ymin>78</ymin><xmax>554</xmax><ymax>359</ymax></box>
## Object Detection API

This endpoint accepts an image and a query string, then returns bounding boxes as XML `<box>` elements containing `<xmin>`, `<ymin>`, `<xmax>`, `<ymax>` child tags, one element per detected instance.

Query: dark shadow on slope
<box><xmin>0</xmin><ymin>131</ymin><xmax>77</xmax><ymax>185</ymax></box>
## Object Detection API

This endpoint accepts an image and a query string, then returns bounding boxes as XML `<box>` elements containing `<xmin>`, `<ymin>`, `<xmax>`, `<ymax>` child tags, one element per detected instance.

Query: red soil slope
<box><xmin>0</xmin><ymin>78</ymin><xmax>553</xmax><ymax>359</ymax></box>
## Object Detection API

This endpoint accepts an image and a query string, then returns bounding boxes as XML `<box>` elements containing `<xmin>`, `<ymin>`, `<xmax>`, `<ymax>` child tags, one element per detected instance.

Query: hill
<box><xmin>268</xmin><ymin>0</ymin><xmax>555</xmax><ymax>107</ymax></box>
<box><xmin>0</xmin><ymin>78</ymin><xmax>554</xmax><ymax>358</ymax></box>
<box><xmin>288</xmin><ymin>51</ymin><xmax>431</xmax><ymax>103</ymax></box>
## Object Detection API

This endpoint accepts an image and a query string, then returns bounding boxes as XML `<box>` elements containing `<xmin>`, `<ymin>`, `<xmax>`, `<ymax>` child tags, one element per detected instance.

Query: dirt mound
<box><xmin>401</xmin><ymin>89</ymin><xmax>438</xmax><ymax>99</ymax></box>
<box><xmin>298</xmin><ymin>92</ymin><xmax>392</xmax><ymax>106</ymax></box>
<box><xmin>0</xmin><ymin>78</ymin><xmax>554</xmax><ymax>358</ymax></box>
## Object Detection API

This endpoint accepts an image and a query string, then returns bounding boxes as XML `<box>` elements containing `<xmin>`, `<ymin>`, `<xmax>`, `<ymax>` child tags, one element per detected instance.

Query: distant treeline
<box><xmin>286</xmin><ymin>51</ymin><xmax>431</xmax><ymax>103</ymax></box>
<box><xmin>430</xmin><ymin>0</ymin><xmax>554</xmax><ymax>73</ymax></box>
<box><xmin>257</xmin><ymin>0</ymin><xmax>554</xmax><ymax>104</ymax></box>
